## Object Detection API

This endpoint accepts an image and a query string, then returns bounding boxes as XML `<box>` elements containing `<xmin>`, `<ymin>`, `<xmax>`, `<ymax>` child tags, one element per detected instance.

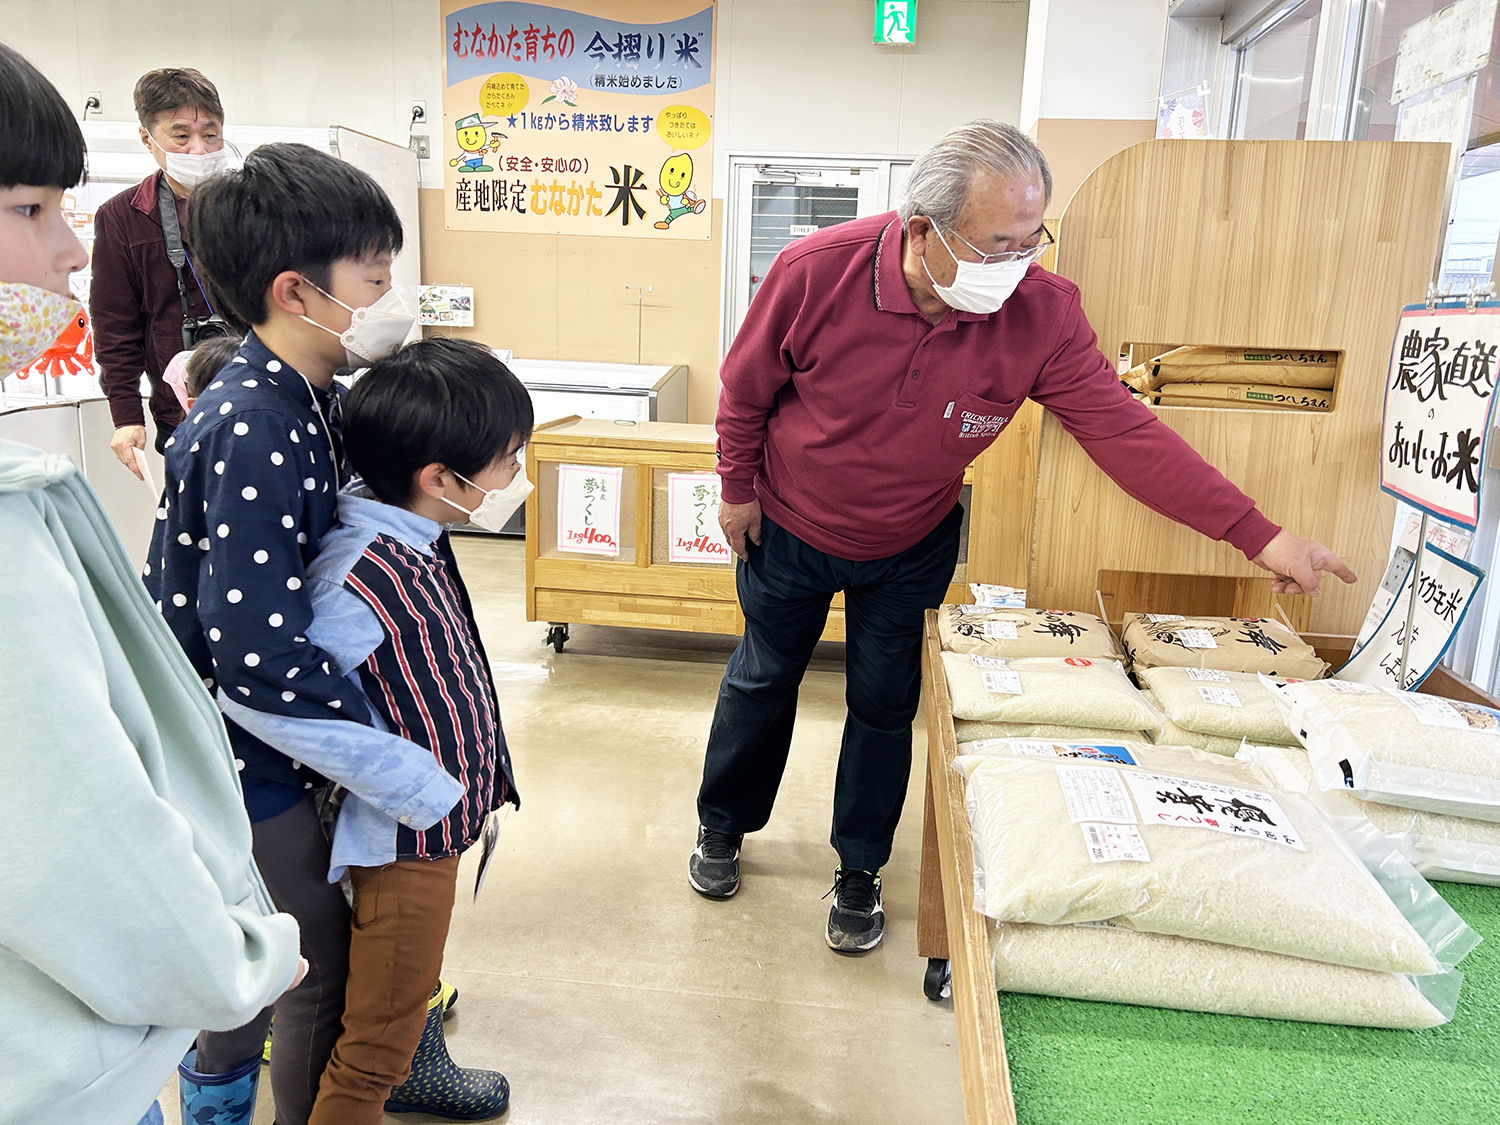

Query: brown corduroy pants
<box><xmin>307</xmin><ymin>855</ymin><xmax>460</xmax><ymax>1125</ymax></box>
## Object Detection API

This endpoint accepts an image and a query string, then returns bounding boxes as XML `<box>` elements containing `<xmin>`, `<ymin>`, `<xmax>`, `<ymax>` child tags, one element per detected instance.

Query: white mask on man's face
<box><xmin>922</xmin><ymin>226</ymin><xmax>1029</xmax><ymax>315</ymax></box>
<box><xmin>148</xmin><ymin>133</ymin><xmax>239</xmax><ymax>191</ymax></box>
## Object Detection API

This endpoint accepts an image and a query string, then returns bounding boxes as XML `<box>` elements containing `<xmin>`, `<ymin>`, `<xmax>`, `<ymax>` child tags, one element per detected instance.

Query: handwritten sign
<box><xmin>1380</xmin><ymin>303</ymin><xmax>1500</xmax><ymax>529</ymax></box>
<box><xmin>556</xmin><ymin>463</ymin><xmax>623</xmax><ymax>555</ymax></box>
<box><xmin>666</xmin><ymin>472</ymin><xmax>731</xmax><ymax>564</ymax></box>
<box><xmin>442</xmin><ymin>0</ymin><xmax>715</xmax><ymax>239</ymax></box>
<box><xmin>1339</xmin><ymin>543</ymin><xmax>1484</xmax><ymax>689</ymax></box>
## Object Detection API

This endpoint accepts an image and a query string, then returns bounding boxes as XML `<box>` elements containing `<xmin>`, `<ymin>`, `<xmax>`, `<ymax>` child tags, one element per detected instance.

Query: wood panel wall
<box><xmin>1028</xmin><ymin>140</ymin><xmax>1451</xmax><ymax>635</ymax></box>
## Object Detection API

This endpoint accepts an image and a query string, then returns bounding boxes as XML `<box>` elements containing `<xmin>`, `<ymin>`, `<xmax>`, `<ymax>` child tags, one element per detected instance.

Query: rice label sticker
<box><xmin>666</xmin><ymin>472</ymin><xmax>732</xmax><ymax>564</ymax></box>
<box><xmin>1122</xmin><ymin>772</ymin><xmax>1307</xmax><ymax>851</ymax></box>
<box><xmin>970</xmin><ymin>654</ymin><xmax>1008</xmax><ymax>669</ymax></box>
<box><xmin>556</xmin><ymin>463</ymin><xmax>624</xmax><ymax>556</ymax></box>
<box><xmin>981</xmin><ymin>668</ymin><xmax>1023</xmax><ymax>695</ymax></box>
<box><xmin>1056</xmin><ymin>765</ymin><xmax>1137</xmax><ymax>824</ymax></box>
<box><xmin>1080</xmin><ymin>822</ymin><xmax>1152</xmax><ymax>864</ymax></box>
<box><xmin>1327</xmin><ymin>680</ymin><xmax>1383</xmax><ymax>694</ymax></box>
<box><xmin>959</xmin><ymin>603</ymin><xmax>993</xmax><ymax>616</ymax></box>
<box><xmin>983</xmin><ymin>620</ymin><xmax>1019</xmax><ymax>640</ymax></box>
<box><xmin>1197</xmin><ymin>686</ymin><xmax>1242</xmax><ymax>708</ymax></box>
<box><xmin>1004</xmin><ymin>740</ymin><xmax>1139</xmax><ymax>765</ymax></box>
<box><xmin>1388</xmin><ymin>689</ymin><xmax>1469</xmax><ymax>729</ymax></box>
<box><xmin>1146</xmin><ymin>614</ymin><xmax>1185</xmax><ymax>623</ymax></box>
<box><xmin>1177</xmin><ymin>628</ymin><xmax>1218</xmax><ymax>649</ymax></box>
<box><xmin>1186</xmin><ymin>668</ymin><xmax>1231</xmax><ymax>683</ymax></box>
<box><xmin>1380</xmin><ymin>303</ymin><xmax>1500</xmax><ymax>530</ymax></box>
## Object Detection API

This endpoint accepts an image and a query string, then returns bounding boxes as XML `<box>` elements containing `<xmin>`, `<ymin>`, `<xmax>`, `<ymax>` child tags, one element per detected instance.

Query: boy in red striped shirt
<box><xmin>226</xmin><ymin>338</ymin><xmax>533</xmax><ymax>1123</ymax></box>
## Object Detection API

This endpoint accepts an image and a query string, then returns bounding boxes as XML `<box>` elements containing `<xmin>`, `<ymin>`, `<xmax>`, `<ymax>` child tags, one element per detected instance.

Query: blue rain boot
<box><xmin>178</xmin><ymin>1048</ymin><xmax>260</xmax><ymax>1125</ymax></box>
<box><xmin>385</xmin><ymin>991</ymin><xmax>509</xmax><ymax>1120</ymax></box>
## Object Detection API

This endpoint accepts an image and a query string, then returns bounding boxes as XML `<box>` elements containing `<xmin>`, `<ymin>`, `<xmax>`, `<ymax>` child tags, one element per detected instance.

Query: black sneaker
<box><xmin>825</xmin><ymin>867</ymin><xmax>884</xmax><ymax>953</ymax></box>
<box><xmin>688</xmin><ymin>826</ymin><xmax>743</xmax><ymax>899</ymax></box>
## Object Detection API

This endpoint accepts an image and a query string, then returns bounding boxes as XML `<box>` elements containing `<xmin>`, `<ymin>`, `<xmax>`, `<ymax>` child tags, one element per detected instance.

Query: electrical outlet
<box><xmin>409</xmin><ymin>134</ymin><xmax>431</xmax><ymax>160</ymax></box>
<box><xmin>84</xmin><ymin>91</ymin><xmax>103</xmax><ymax>117</ymax></box>
<box><xmin>410</xmin><ymin>100</ymin><xmax>427</xmax><ymax>125</ymax></box>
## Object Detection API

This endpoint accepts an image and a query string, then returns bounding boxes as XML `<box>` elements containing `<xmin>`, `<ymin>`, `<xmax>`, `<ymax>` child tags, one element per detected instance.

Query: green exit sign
<box><xmin>875</xmin><ymin>0</ymin><xmax>917</xmax><ymax>45</ymax></box>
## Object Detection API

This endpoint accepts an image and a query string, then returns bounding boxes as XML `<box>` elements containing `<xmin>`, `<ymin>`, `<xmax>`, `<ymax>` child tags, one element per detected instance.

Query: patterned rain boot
<box><xmin>385</xmin><ymin>989</ymin><xmax>509</xmax><ymax>1120</ymax></box>
<box><xmin>178</xmin><ymin>1048</ymin><xmax>260</xmax><ymax>1125</ymax></box>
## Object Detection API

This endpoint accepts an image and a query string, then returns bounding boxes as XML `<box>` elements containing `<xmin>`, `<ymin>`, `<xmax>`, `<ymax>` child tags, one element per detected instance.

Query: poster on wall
<box><xmin>1156</xmin><ymin>84</ymin><xmax>1211</xmax><ymax>140</ymax></box>
<box><xmin>419</xmin><ymin>284</ymin><xmax>476</xmax><ymax>326</ymax></box>
<box><xmin>441</xmin><ymin>0</ymin><xmax>715</xmax><ymax>239</ymax></box>
<box><xmin>557</xmin><ymin>463</ymin><xmax>624</xmax><ymax>555</ymax></box>
<box><xmin>666</xmin><ymin>472</ymin><xmax>732</xmax><ymax>564</ymax></box>
<box><xmin>1338</xmin><ymin>543</ymin><xmax>1484</xmax><ymax>690</ymax></box>
<box><xmin>1379</xmin><ymin>303</ymin><xmax>1500</xmax><ymax>530</ymax></box>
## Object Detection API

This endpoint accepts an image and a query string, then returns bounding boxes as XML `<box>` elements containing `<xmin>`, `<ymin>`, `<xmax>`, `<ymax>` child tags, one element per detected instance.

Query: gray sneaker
<box><xmin>688</xmin><ymin>826</ymin><xmax>743</xmax><ymax>898</ymax></box>
<box><xmin>825</xmin><ymin>867</ymin><xmax>884</xmax><ymax>953</ymax></box>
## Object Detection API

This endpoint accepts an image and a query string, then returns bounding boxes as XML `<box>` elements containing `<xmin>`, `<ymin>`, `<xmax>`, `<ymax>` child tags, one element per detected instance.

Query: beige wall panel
<box><xmin>1029</xmin><ymin>139</ymin><xmax>1450</xmax><ymax>635</ymax></box>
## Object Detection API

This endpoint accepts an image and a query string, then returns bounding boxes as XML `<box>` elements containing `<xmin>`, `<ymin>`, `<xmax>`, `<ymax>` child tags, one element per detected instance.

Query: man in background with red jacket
<box><xmin>687</xmin><ymin>119</ymin><xmax>1356</xmax><ymax>954</ymax></box>
<box><xmin>92</xmin><ymin>67</ymin><xmax>234</xmax><ymax>476</ymax></box>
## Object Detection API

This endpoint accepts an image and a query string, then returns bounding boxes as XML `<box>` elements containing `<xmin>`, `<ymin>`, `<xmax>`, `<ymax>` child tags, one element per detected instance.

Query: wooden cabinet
<box><xmin>524</xmin><ymin>416</ymin><xmax>979</xmax><ymax>644</ymax></box>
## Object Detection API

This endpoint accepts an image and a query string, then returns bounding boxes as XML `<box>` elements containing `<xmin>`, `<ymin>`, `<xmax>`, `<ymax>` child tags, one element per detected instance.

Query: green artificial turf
<box><xmin>998</xmin><ymin>884</ymin><xmax>1500</xmax><ymax>1125</ymax></box>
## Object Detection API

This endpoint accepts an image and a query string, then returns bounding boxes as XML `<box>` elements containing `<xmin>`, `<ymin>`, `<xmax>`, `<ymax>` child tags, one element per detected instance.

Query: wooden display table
<box><xmin>524</xmin><ymin>416</ymin><xmax>972</xmax><ymax>649</ymax></box>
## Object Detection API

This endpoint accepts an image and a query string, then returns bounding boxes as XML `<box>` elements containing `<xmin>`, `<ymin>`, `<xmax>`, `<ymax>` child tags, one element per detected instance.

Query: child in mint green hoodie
<box><xmin>0</xmin><ymin>43</ymin><xmax>301</xmax><ymax>1125</ymax></box>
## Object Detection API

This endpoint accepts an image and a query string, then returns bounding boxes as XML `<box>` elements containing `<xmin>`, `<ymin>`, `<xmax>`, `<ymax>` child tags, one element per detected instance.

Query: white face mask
<box><xmin>149</xmin><ymin>134</ymin><xmax>239</xmax><ymax>191</ymax></box>
<box><xmin>0</xmin><ymin>281</ymin><xmax>83</xmax><ymax>374</ymax></box>
<box><xmin>440</xmin><ymin>468</ymin><xmax>534</xmax><ymax>532</ymax></box>
<box><xmin>300</xmin><ymin>280</ymin><xmax>418</xmax><ymax>367</ymax></box>
<box><xmin>923</xmin><ymin>226</ymin><xmax>1030</xmax><ymax>315</ymax></box>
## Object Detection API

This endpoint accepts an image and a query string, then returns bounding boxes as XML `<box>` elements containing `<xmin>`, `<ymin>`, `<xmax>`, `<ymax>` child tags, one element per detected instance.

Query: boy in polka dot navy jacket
<box><xmin>144</xmin><ymin>144</ymin><xmax>463</xmax><ymax>1125</ymax></box>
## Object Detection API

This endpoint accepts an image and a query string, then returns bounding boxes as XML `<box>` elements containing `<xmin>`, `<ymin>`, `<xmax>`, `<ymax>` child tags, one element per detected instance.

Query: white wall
<box><xmin>2</xmin><ymin>0</ymin><xmax>1029</xmax><ymax>192</ymax></box>
<box><xmin>1020</xmin><ymin>0</ymin><xmax>1168</xmax><ymax>128</ymax></box>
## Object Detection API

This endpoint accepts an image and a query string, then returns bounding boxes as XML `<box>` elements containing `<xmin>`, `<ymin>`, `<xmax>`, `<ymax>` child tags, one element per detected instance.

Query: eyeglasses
<box><xmin>941</xmin><ymin>223</ymin><xmax>1055</xmax><ymax>266</ymax></box>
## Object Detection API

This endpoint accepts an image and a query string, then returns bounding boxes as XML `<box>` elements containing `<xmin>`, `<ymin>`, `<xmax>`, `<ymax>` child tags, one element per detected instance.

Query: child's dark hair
<box><xmin>185</xmin><ymin>142</ymin><xmax>402</xmax><ymax>326</ymax></box>
<box><xmin>184</xmin><ymin>334</ymin><xmax>242</xmax><ymax>399</ymax></box>
<box><xmin>0</xmin><ymin>44</ymin><xmax>86</xmax><ymax>190</ymax></box>
<box><xmin>345</xmin><ymin>338</ymin><xmax>534</xmax><ymax>505</ymax></box>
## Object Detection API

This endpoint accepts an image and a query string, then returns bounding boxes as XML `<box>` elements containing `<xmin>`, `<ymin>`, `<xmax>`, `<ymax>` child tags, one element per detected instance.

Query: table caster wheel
<box><xmin>545</xmin><ymin>623</ymin><xmax>570</xmax><ymax>653</ymax></box>
<box><xmin>923</xmin><ymin>957</ymin><xmax>951</xmax><ymax>1001</ymax></box>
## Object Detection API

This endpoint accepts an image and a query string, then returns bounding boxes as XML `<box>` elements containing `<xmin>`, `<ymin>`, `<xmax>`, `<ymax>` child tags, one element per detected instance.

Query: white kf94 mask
<box><xmin>441</xmin><ymin>469</ymin><xmax>534</xmax><ymax>532</ymax></box>
<box><xmin>300</xmin><ymin>280</ymin><xmax>419</xmax><ymax>367</ymax></box>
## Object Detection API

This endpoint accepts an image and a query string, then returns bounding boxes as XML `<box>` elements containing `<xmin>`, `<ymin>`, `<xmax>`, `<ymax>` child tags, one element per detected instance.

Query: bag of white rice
<box><xmin>1123</xmin><ymin>346</ymin><xmax>1339</xmax><ymax>393</ymax></box>
<box><xmin>956</xmin><ymin>737</ymin><xmax>1259</xmax><ymax>783</ymax></box>
<box><xmin>937</xmin><ymin>605</ymin><xmax>1122</xmax><ymax>662</ymax></box>
<box><xmin>941</xmin><ymin>652</ymin><xmax>1162</xmax><ymax>731</ymax></box>
<box><xmin>1243</xmin><ymin>743</ymin><xmax>1500</xmax><ymax>887</ymax></box>
<box><xmin>1269</xmin><ymin>678</ymin><xmax>1500</xmax><ymax>823</ymax></box>
<box><xmin>1122</xmin><ymin>613</ymin><xmax>1328</xmax><ymax>679</ymax></box>
<box><xmin>951</xmin><ymin>753</ymin><xmax>1463</xmax><ymax>973</ymax></box>
<box><xmin>1137</xmin><ymin>666</ymin><xmax>1300</xmax><ymax>746</ymax></box>
<box><xmin>955</xmin><ymin>719</ymin><xmax>1148</xmax><ymax>745</ymax></box>
<box><xmin>989</xmin><ymin>920</ymin><xmax>1457</xmax><ymax>1029</ymax></box>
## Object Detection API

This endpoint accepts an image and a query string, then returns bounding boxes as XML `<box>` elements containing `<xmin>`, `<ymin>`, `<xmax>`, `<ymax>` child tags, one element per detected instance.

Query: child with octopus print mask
<box><xmin>0</xmin><ymin>42</ymin><xmax>303</xmax><ymax>1125</ymax></box>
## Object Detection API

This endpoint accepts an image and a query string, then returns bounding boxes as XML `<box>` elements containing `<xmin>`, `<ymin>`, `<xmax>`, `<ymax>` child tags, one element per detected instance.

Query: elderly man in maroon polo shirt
<box><xmin>92</xmin><ymin>67</ymin><xmax>235</xmax><ymax>476</ymax></box>
<box><xmin>687</xmin><ymin>119</ymin><xmax>1355</xmax><ymax>954</ymax></box>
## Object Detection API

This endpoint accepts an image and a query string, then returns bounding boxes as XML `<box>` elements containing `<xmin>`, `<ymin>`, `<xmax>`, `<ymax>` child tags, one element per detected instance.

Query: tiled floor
<box><xmin>163</xmin><ymin>535</ymin><xmax>963</xmax><ymax>1124</ymax></box>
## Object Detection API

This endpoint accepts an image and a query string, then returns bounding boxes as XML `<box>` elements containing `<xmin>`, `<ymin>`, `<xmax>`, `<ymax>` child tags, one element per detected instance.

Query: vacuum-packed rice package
<box><xmin>989</xmin><ymin>920</ymin><xmax>1456</xmax><ymax>1029</ymax></box>
<box><xmin>1141</xmin><ymin>688</ymin><xmax>1245</xmax><ymax>754</ymax></box>
<box><xmin>937</xmin><ymin>605</ymin><xmax>1122</xmax><ymax>662</ymax></box>
<box><xmin>955</xmin><ymin>719</ymin><xmax>1148</xmax><ymax>745</ymax></box>
<box><xmin>1243</xmin><ymin>742</ymin><xmax>1500</xmax><ymax>886</ymax></box>
<box><xmin>941</xmin><ymin>652</ymin><xmax>1162</xmax><ymax>731</ymax></box>
<box><xmin>1123</xmin><ymin>346</ymin><xmax>1338</xmax><ymax>393</ymax></box>
<box><xmin>1269</xmin><ymin>678</ymin><xmax>1500</xmax><ymax>823</ymax></box>
<box><xmin>952</xmin><ymin>753</ymin><xmax>1460</xmax><ymax>973</ymax></box>
<box><xmin>1122</xmin><ymin>613</ymin><xmax>1329</xmax><ymax>679</ymax></box>
<box><xmin>955</xmin><ymin>738</ymin><xmax>1262</xmax><ymax>785</ymax></box>
<box><xmin>1137</xmin><ymin>666</ymin><xmax>1300</xmax><ymax>746</ymax></box>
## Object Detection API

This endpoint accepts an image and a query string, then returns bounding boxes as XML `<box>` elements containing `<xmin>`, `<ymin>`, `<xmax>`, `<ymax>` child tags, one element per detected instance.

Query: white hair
<box><xmin>897</xmin><ymin>119</ymin><xmax>1052</xmax><ymax>230</ymax></box>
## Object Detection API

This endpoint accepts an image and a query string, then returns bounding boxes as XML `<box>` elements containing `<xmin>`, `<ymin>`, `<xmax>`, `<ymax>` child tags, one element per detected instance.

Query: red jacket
<box><xmin>90</xmin><ymin>172</ymin><xmax>211</xmax><ymax>431</ymax></box>
<box><xmin>715</xmin><ymin>212</ymin><xmax>1280</xmax><ymax>563</ymax></box>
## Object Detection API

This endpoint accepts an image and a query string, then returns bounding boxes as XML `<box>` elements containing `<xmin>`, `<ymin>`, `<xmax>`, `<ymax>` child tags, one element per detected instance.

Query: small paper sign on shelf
<box><xmin>1338</xmin><ymin>542</ymin><xmax>1485</xmax><ymax>690</ymax></box>
<box><xmin>556</xmin><ymin>463</ymin><xmax>623</xmax><ymax>556</ymax></box>
<box><xmin>1380</xmin><ymin>302</ymin><xmax>1500</xmax><ymax>530</ymax></box>
<box><xmin>666</xmin><ymin>472</ymin><xmax>732</xmax><ymax>564</ymax></box>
